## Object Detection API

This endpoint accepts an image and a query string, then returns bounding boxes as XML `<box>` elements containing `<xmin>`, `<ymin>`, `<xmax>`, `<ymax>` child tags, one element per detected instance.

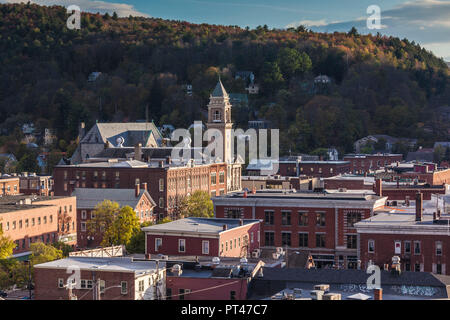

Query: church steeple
<box><xmin>206</xmin><ymin>80</ymin><xmax>233</xmax><ymax>164</ymax></box>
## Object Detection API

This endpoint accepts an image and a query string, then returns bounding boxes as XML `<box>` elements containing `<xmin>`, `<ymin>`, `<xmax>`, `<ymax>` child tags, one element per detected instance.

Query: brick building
<box><xmin>324</xmin><ymin>175</ymin><xmax>374</xmax><ymax>191</ymax></box>
<box><xmin>34</xmin><ymin>257</ymin><xmax>166</xmax><ymax>300</ymax></box>
<box><xmin>296</xmin><ymin>161</ymin><xmax>350</xmax><ymax>178</ymax></box>
<box><xmin>72</xmin><ymin>185</ymin><xmax>156</xmax><ymax>248</ymax></box>
<box><xmin>0</xmin><ymin>177</ymin><xmax>20</xmax><ymax>196</ymax></box>
<box><xmin>53</xmin><ymin>159</ymin><xmax>230</xmax><ymax>220</ymax></box>
<box><xmin>18</xmin><ymin>173</ymin><xmax>53</xmax><ymax>196</ymax></box>
<box><xmin>343</xmin><ymin>153</ymin><xmax>403</xmax><ymax>174</ymax></box>
<box><xmin>213</xmin><ymin>190</ymin><xmax>387</xmax><ymax>269</ymax></box>
<box><xmin>143</xmin><ymin>217</ymin><xmax>260</xmax><ymax>258</ymax></box>
<box><xmin>0</xmin><ymin>195</ymin><xmax>77</xmax><ymax>257</ymax></box>
<box><xmin>372</xmin><ymin>178</ymin><xmax>448</xmax><ymax>201</ymax></box>
<box><xmin>356</xmin><ymin>193</ymin><xmax>450</xmax><ymax>275</ymax></box>
<box><xmin>165</xmin><ymin>258</ymin><xmax>264</xmax><ymax>300</ymax></box>
<box><xmin>241</xmin><ymin>175</ymin><xmax>320</xmax><ymax>192</ymax></box>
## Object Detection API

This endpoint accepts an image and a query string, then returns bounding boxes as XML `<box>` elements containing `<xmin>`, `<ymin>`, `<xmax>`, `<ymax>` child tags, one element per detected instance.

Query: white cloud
<box><xmin>0</xmin><ymin>0</ymin><xmax>149</xmax><ymax>17</ymax></box>
<box><xmin>286</xmin><ymin>19</ymin><xmax>328</xmax><ymax>29</ymax></box>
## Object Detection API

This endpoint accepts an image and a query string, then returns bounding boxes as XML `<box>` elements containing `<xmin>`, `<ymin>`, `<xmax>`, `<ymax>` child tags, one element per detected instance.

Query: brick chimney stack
<box><xmin>142</xmin><ymin>182</ymin><xmax>147</xmax><ymax>192</ymax></box>
<box><xmin>239</xmin><ymin>219</ymin><xmax>243</xmax><ymax>226</ymax></box>
<box><xmin>375</xmin><ymin>179</ymin><xmax>382</xmax><ymax>196</ymax></box>
<box><xmin>415</xmin><ymin>192</ymin><xmax>423</xmax><ymax>222</ymax></box>
<box><xmin>374</xmin><ymin>288</ymin><xmax>383</xmax><ymax>300</ymax></box>
<box><xmin>223</xmin><ymin>224</ymin><xmax>228</xmax><ymax>231</ymax></box>
<box><xmin>135</xmin><ymin>143</ymin><xmax>142</xmax><ymax>161</ymax></box>
<box><xmin>135</xmin><ymin>183</ymin><xmax>140</xmax><ymax>198</ymax></box>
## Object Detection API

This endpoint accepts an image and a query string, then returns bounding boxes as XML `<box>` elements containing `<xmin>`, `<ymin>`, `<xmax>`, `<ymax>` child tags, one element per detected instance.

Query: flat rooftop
<box><xmin>0</xmin><ymin>194</ymin><xmax>73</xmax><ymax>213</ymax></box>
<box><xmin>34</xmin><ymin>257</ymin><xmax>165</xmax><ymax>275</ymax></box>
<box><xmin>356</xmin><ymin>199</ymin><xmax>450</xmax><ymax>230</ymax></box>
<box><xmin>215</xmin><ymin>190</ymin><xmax>383</xmax><ymax>201</ymax></box>
<box><xmin>142</xmin><ymin>217</ymin><xmax>260</xmax><ymax>234</ymax></box>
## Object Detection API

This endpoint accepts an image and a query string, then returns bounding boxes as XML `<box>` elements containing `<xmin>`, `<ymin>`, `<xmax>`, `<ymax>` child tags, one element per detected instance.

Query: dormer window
<box><xmin>214</xmin><ymin>110</ymin><xmax>221</xmax><ymax>121</ymax></box>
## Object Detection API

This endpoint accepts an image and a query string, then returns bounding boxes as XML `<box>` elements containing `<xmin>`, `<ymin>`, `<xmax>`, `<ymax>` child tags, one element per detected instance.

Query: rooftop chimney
<box><xmin>166</xmin><ymin>156</ymin><xmax>172</xmax><ymax>165</ymax></box>
<box><xmin>79</xmin><ymin>122</ymin><xmax>86</xmax><ymax>140</ymax></box>
<box><xmin>135</xmin><ymin>143</ymin><xmax>142</xmax><ymax>161</ymax></box>
<box><xmin>415</xmin><ymin>192</ymin><xmax>423</xmax><ymax>222</ymax></box>
<box><xmin>223</xmin><ymin>224</ymin><xmax>228</xmax><ymax>231</ymax></box>
<box><xmin>243</xmin><ymin>191</ymin><xmax>248</xmax><ymax>198</ymax></box>
<box><xmin>159</xmin><ymin>160</ymin><xmax>164</xmax><ymax>168</ymax></box>
<box><xmin>375</xmin><ymin>179</ymin><xmax>382</xmax><ymax>197</ymax></box>
<box><xmin>142</xmin><ymin>182</ymin><xmax>147</xmax><ymax>192</ymax></box>
<box><xmin>374</xmin><ymin>288</ymin><xmax>383</xmax><ymax>300</ymax></box>
<box><xmin>135</xmin><ymin>183</ymin><xmax>140</xmax><ymax>198</ymax></box>
<box><xmin>239</xmin><ymin>219</ymin><xmax>244</xmax><ymax>226</ymax></box>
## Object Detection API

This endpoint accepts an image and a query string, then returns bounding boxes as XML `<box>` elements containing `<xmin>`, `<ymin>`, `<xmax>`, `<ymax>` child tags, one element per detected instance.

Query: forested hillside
<box><xmin>0</xmin><ymin>3</ymin><xmax>449</xmax><ymax>158</ymax></box>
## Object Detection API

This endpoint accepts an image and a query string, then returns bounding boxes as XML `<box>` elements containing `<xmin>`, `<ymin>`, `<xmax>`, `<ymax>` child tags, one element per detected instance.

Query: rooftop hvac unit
<box><xmin>338</xmin><ymin>188</ymin><xmax>347</xmax><ymax>192</ymax></box>
<box><xmin>240</xmin><ymin>258</ymin><xmax>248</xmax><ymax>265</ymax></box>
<box><xmin>314</xmin><ymin>284</ymin><xmax>330</xmax><ymax>292</ymax></box>
<box><xmin>171</xmin><ymin>264</ymin><xmax>182</xmax><ymax>276</ymax></box>
<box><xmin>212</xmin><ymin>257</ymin><xmax>220</xmax><ymax>265</ymax></box>
<box><xmin>272</xmin><ymin>253</ymin><xmax>280</xmax><ymax>260</ymax></box>
<box><xmin>310</xmin><ymin>290</ymin><xmax>324</xmax><ymax>300</ymax></box>
<box><xmin>159</xmin><ymin>255</ymin><xmax>169</xmax><ymax>260</ymax></box>
<box><xmin>322</xmin><ymin>293</ymin><xmax>341</xmax><ymax>300</ymax></box>
<box><xmin>252</xmin><ymin>251</ymin><xmax>260</xmax><ymax>258</ymax></box>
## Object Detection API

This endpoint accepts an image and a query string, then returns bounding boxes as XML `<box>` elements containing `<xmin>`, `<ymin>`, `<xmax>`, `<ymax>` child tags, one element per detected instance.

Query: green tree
<box><xmin>277</xmin><ymin>48</ymin><xmax>312</xmax><ymax>78</ymax></box>
<box><xmin>126</xmin><ymin>221</ymin><xmax>153</xmax><ymax>254</ymax></box>
<box><xmin>0</xmin><ymin>227</ymin><xmax>15</xmax><ymax>259</ymax></box>
<box><xmin>29</xmin><ymin>242</ymin><xmax>63</xmax><ymax>265</ymax></box>
<box><xmin>261</xmin><ymin>61</ymin><xmax>284</xmax><ymax>94</ymax></box>
<box><xmin>88</xmin><ymin>201</ymin><xmax>140</xmax><ymax>247</ymax></box>
<box><xmin>179</xmin><ymin>190</ymin><xmax>214</xmax><ymax>218</ymax></box>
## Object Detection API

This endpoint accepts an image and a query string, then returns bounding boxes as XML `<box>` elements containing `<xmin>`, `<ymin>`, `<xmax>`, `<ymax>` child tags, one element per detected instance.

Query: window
<box><xmin>316</xmin><ymin>212</ymin><xmax>326</xmax><ymax>227</ymax></box>
<box><xmin>281</xmin><ymin>211</ymin><xmax>291</xmax><ymax>225</ymax></box>
<box><xmin>347</xmin><ymin>212</ymin><xmax>362</xmax><ymax>227</ymax></box>
<box><xmin>25</xmin><ymin>219</ymin><xmax>29</xmax><ymax>228</ymax></box>
<box><xmin>91</xmin><ymin>212</ymin><xmax>95</xmax><ymax>219</ymax></box>
<box><xmin>368</xmin><ymin>240</ymin><xmax>375</xmax><ymax>253</ymax></box>
<box><xmin>80</xmin><ymin>280</ymin><xmax>86</xmax><ymax>289</ymax></box>
<box><xmin>138</xmin><ymin>280</ymin><xmax>144</xmax><ymax>292</ymax></box>
<box><xmin>58</xmin><ymin>278</ymin><xmax>64</xmax><ymax>288</ymax></box>
<box><xmin>81</xmin><ymin>222</ymin><xmax>86</xmax><ymax>232</ymax></box>
<box><xmin>414</xmin><ymin>264</ymin><xmax>421</xmax><ymax>272</ymax></box>
<box><xmin>414</xmin><ymin>241</ymin><xmax>421</xmax><ymax>255</ymax></box>
<box><xmin>436</xmin><ymin>264</ymin><xmax>442</xmax><ymax>275</ymax></box>
<box><xmin>230</xmin><ymin>291</ymin><xmax>236</xmax><ymax>300</ymax></box>
<box><xmin>202</xmin><ymin>241</ymin><xmax>209</xmax><ymax>255</ymax></box>
<box><xmin>155</xmin><ymin>238</ymin><xmax>162</xmax><ymax>252</ymax></box>
<box><xmin>298</xmin><ymin>233</ymin><xmax>308</xmax><ymax>247</ymax></box>
<box><xmin>179</xmin><ymin>239</ymin><xmax>186</xmax><ymax>253</ymax></box>
<box><xmin>121</xmin><ymin>281</ymin><xmax>127</xmax><ymax>294</ymax></box>
<box><xmin>38</xmin><ymin>217</ymin><xmax>41</xmax><ymax>225</ymax></box>
<box><xmin>159</xmin><ymin>198</ymin><xmax>164</xmax><ymax>208</ymax></box>
<box><xmin>281</xmin><ymin>232</ymin><xmax>291</xmax><ymax>247</ymax></box>
<box><xmin>100</xmin><ymin>280</ymin><xmax>105</xmax><ymax>294</ymax></box>
<box><xmin>347</xmin><ymin>235</ymin><xmax>357</xmax><ymax>249</ymax></box>
<box><xmin>264</xmin><ymin>211</ymin><xmax>274</xmax><ymax>225</ymax></box>
<box><xmin>32</xmin><ymin>218</ymin><xmax>35</xmax><ymax>226</ymax></box>
<box><xmin>19</xmin><ymin>220</ymin><xmax>22</xmax><ymax>229</ymax></box>
<box><xmin>81</xmin><ymin>211</ymin><xmax>87</xmax><ymax>219</ymax></box>
<box><xmin>436</xmin><ymin>241</ymin><xmax>442</xmax><ymax>256</ymax></box>
<box><xmin>219</xmin><ymin>171</ymin><xmax>225</xmax><ymax>184</ymax></box>
<box><xmin>166</xmin><ymin>288</ymin><xmax>172</xmax><ymax>300</ymax></box>
<box><xmin>316</xmin><ymin>234</ymin><xmax>326</xmax><ymax>248</ymax></box>
<box><xmin>49</xmin><ymin>215</ymin><xmax>53</xmax><ymax>223</ymax></box>
<box><xmin>43</xmin><ymin>216</ymin><xmax>47</xmax><ymax>224</ymax></box>
<box><xmin>298</xmin><ymin>212</ymin><xmax>308</xmax><ymax>226</ymax></box>
<box><xmin>211</xmin><ymin>173</ymin><xmax>217</xmax><ymax>185</ymax></box>
<box><xmin>404</xmin><ymin>241</ymin><xmax>411</xmax><ymax>254</ymax></box>
<box><xmin>179</xmin><ymin>289</ymin><xmax>186</xmax><ymax>300</ymax></box>
<box><xmin>159</xmin><ymin>179</ymin><xmax>164</xmax><ymax>192</ymax></box>
<box><xmin>214</xmin><ymin>110</ymin><xmax>221</xmax><ymax>121</ymax></box>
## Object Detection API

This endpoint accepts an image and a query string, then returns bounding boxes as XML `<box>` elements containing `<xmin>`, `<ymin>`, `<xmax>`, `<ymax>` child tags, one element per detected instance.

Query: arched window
<box><xmin>214</xmin><ymin>110</ymin><xmax>221</xmax><ymax>121</ymax></box>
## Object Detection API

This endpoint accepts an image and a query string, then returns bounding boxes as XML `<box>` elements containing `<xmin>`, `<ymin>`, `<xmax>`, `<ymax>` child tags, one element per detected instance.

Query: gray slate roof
<box><xmin>142</xmin><ymin>217</ymin><xmax>260</xmax><ymax>234</ymax></box>
<box><xmin>72</xmin><ymin>188</ymin><xmax>155</xmax><ymax>209</ymax></box>
<box><xmin>34</xmin><ymin>256</ymin><xmax>164</xmax><ymax>275</ymax></box>
<box><xmin>211</xmin><ymin>80</ymin><xmax>228</xmax><ymax>97</ymax></box>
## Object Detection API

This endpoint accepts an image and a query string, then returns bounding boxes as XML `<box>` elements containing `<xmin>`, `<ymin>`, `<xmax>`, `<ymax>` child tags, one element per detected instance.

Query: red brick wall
<box><xmin>166</xmin><ymin>276</ymin><xmax>248</xmax><ymax>300</ymax></box>
<box><xmin>0</xmin><ymin>178</ymin><xmax>20</xmax><ymax>195</ymax></box>
<box><xmin>146</xmin><ymin>234</ymin><xmax>219</xmax><ymax>257</ymax></box>
<box><xmin>324</xmin><ymin>179</ymin><xmax>370</xmax><ymax>190</ymax></box>
<box><xmin>359</xmin><ymin>232</ymin><xmax>450</xmax><ymax>275</ymax></box>
<box><xmin>219</xmin><ymin>223</ymin><xmax>260</xmax><ymax>257</ymax></box>
<box><xmin>34</xmin><ymin>268</ymin><xmax>136</xmax><ymax>300</ymax></box>
<box><xmin>344</xmin><ymin>155</ymin><xmax>403</xmax><ymax>173</ymax></box>
<box><xmin>298</xmin><ymin>163</ymin><xmax>350</xmax><ymax>178</ymax></box>
<box><xmin>377</xmin><ymin>187</ymin><xmax>446</xmax><ymax>200</ymax></box>
<box><xmin>0</xmin><ymin>196</ymin><xmax>77</xmax><ymax>254</ymax></box>
<box><xmin>53</xmin><ymin>163</ymin><xmax>228</xmax><ymax>219</ymax></box>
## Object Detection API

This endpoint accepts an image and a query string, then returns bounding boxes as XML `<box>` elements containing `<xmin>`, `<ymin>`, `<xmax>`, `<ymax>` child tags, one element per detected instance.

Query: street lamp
<box><xmin>23</xmin><ymin>260</ymin><xmax>32</xmax><ymax>300</ymax></box>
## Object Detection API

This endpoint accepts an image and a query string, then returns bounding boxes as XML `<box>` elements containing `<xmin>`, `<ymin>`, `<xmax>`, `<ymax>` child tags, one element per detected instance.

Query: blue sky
<box><xmin>3</xmin><ymin>0</ymin><xmax>450</xmax><ymax>60</ymax></box>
